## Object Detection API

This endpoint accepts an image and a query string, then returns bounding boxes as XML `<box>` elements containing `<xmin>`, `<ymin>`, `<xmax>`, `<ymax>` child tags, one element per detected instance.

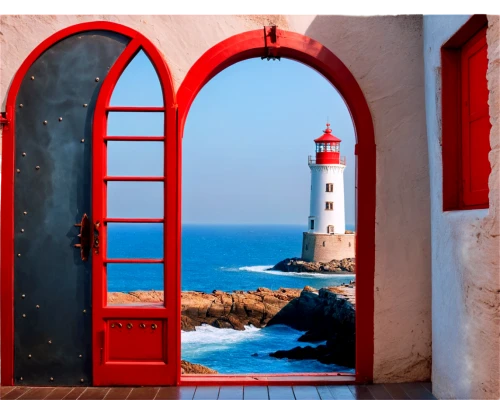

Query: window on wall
<box><xmin>442</xmin><ymin>15</ymin><xmax>491</xmax><ymax>210</ymax></box>
<box><xmin>326</xmin><ymin>183</ymin><xmax>334</xmax><ymax>192</ymax></box>
<box><xmin>327</xmin><ymin>225</ymin><xmax>334</xmax><ymax>234</ymax></box>
<box><xmin>310</xmin><ymin>219</ymin><xmax>315</xmax><ymax>230</ymax></box>
<box><xmin>326</xmin><ymin>202</ymin><xmax>334</xmax><ymax>210</ymax></box>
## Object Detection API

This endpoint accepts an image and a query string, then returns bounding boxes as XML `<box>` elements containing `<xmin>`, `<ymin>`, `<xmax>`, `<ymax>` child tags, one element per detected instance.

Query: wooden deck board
<box><xmin>0</xmin><ymin>383</ymin><xmax>433</xmax><ymax>400</ymax></box>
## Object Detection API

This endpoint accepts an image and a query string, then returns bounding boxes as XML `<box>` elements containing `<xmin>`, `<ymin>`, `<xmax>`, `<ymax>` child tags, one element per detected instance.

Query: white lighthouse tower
<box><xmin>301</xmin><ymin>122</ymin><xmax>354</xmax><ymax>262</ymax></box>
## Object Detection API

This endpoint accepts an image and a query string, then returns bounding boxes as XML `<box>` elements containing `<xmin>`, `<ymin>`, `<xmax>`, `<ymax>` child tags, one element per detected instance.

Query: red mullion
<box><xmin>104</xmin><ymin>258</ymin><xmax>164</xmax><ymax>264</ymax></box>
<box><xmin>104</xmin><ymin>218</ymin><xmax>164</xmax><ymax>223</ymax></box>
<box><xmin>101</xmin><ymin>307</ymin><xmax>167</xmax><ymax>319</ymax></box>
<box><xmin>103</xmin><ymin>136</ymin><xmax>165</xmax><ymax>142</ymax></box>
<box><xmin>106</xmin><ymin>106</ymin><xmax>165</xmax><ymax>112</ymax></box>
<box><xmin>104</xmin><ymin>176</ymin><xmax>164</xmax><ymax>182</ymax></box>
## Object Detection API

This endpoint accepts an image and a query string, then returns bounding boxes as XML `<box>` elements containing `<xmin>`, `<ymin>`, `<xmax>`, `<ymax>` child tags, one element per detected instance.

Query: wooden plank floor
<box><xmin>0</xmin><ymin>383</ymin><xmax>436</xmax><ymax>399</ymax></box>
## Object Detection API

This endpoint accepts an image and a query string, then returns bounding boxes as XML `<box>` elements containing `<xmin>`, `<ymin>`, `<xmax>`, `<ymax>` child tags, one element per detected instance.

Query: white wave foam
<box><xmin>239</xmin><ymin>265</ymin><xmax>355</xmax><ymax>279</ymax></box>
<box><xmin>182</xmin><ymin>324</ymin><xmax>261</xmax><ymax>345</ymax></box>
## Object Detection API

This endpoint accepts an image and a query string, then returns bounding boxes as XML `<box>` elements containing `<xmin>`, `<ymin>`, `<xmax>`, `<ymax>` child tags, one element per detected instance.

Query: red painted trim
<box><xmin>103</xmin><ymin>176</ymin><xmax>164</xmax><ymax>182</ymax></box>
<box><xmin>104</xmin><ymin>218</ymin><xmax>164</xmax><ymax>223</ymax></box>
<box><xmin>103</xmin><ymin>136</ymin><xmax>165</xmax><ymax>141</ymax></box>
<box><xmin>177</xmin><ymin>28</ymin><xmax>375</xmax><ymax>384</ymax></box>
<box><xmin>442</xmin><ymin>15</ymin><xmax>489</xmax><ymax>211</ymax></box>
<box><xmin>182</xmin><ymin>375</ymin><xmax>356</xmax><ymax>387</ymax></box>
<box><xmin>106</xmin><ymin>106</ymin><xmax>164</xmax><ymax>112</ymax></box>
<box><xmin>104</xmin><ymin>259</ymin><xmax>164</xmax><ymax>264</ymax></box>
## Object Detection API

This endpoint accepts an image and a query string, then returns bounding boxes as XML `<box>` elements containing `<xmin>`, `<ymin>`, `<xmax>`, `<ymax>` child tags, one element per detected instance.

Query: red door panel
<box><xmin>91</xmin><ymin>33</ymin><xmax>179</xmax><ymax>386</ymax></box>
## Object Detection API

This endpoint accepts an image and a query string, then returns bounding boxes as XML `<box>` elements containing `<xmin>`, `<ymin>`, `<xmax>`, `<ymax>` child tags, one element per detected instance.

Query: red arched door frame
<box><xmin>0</xmin><ymin>21</ymin><xmax>178</xmax><ymax>386</ymax></box>
<box><xmin>177</xmin><ymin>27</ymin><xmax>375</xmax><ymax>384</ymax></box>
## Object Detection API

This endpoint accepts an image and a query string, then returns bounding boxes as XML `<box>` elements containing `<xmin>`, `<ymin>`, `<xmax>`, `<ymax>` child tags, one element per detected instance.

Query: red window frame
<box><xmin>442</xmin><ymin>15</ymin><xmax>491</xmax><ymax>211</ymax></box>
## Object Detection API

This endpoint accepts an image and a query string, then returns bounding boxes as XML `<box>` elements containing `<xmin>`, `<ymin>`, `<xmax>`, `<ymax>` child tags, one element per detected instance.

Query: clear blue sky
<box><xmin>107</xmin><ymin>51</ymin><xmax>356</xmax><ymax>226</ymax></box>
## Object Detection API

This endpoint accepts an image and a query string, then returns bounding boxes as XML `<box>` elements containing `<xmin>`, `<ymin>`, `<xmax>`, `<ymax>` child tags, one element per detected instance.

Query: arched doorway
<box><xmin>1</xmin><ymin>22</ymin><xmax>374</xmax><ymax>387</ymax></box>
<box><xmin>176</xmin><ymin>27</ymin><xmax>375</xmax><ymax>384</ymax></box>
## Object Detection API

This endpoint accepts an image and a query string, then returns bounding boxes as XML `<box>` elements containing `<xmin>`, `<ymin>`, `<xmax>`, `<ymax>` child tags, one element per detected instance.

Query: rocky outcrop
<box><xmin>108</xmin><ymin>287</ymin><xmax>302</xmax><ymax>331</ymax></box>
<box><xmin>268</xmin><ymin>285</ymin><xmax>355</xmax><ymax>368</ymax></box>
<box><xmin>271</xmin><ymin>257</ymin><xmax>355</xmax><ymax>274</ymax></box>
<box><xmin>181</xmin><ymin>288</ymin><xmax>302</xmax><ymax>331</ymax></box>
<box><xmin>181</xmin><ymin>360</ymin><xmax>217</xmax><ymax>374</ymax></box>
<box><xmin>108</xmin><ymin>285</ymin><xmax>355</xmax><ymax>368</ymax></box>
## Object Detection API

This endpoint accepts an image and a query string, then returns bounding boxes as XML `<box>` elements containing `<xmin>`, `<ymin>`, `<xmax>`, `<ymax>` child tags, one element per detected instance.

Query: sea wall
<box><xmin>1</xmin><ymin>15</ymin><xmax>432</xmax><ymax>382</ymax></box>
<box><xmin>423</xmin><ymin>15</ymin><xmax>500</xmax><ymax>399</ymax></box>
<box><xmin>301</xmin><ymin>232</ymin><xmax>355</xmax><ymax>262</ymax></box>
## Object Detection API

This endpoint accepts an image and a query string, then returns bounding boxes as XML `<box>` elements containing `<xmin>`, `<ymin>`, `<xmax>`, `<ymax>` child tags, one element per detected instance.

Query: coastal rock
<box><xmin>181</xmin><ymin>360</ymin><xmax>217</xmax><ymax>374</ymax></box>
<box><xmin>268</xmin><ymin>285</ymin><xmax>356</xmax><ymax>368</ymax></box>
<box><xmin>180</xmin><ymin>288</ymin><xmax>302</xmax><ymax>330</ymax></box>
<box><xmin>271</xmin><ymin>257</ymin><xmax>355</xmax><ymax>274</ymax></box>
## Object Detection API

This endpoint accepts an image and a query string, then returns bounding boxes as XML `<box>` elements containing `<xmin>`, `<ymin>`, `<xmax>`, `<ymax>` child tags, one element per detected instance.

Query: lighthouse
<box><xmin>301</xmin><ymin>122</ymin><xmax>355</xmax><ymax>263</ymax></box>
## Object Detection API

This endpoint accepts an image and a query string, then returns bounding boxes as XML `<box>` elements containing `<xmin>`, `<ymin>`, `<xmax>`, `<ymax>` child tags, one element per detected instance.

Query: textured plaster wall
<box><xmin>423</xmin><ymin>15</ymin><xmax>500</xmax><ymax>399</ymax></box>
<box><xmin>0</xmin><ymin>15</ymin><xmax>432</xmax><ymax>383</ymax></box>
<box><xmin>301</xmin><ymin>233</ymin><xmax>355</xmax><ymax>262</ymax></box>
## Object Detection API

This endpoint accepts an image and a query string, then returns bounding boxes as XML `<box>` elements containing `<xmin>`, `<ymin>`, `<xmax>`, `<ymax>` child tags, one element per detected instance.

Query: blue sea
<box><xmin>107</xmin><ymin>224</ymin><xmax>355</xmax><ymax>374</ymax></box>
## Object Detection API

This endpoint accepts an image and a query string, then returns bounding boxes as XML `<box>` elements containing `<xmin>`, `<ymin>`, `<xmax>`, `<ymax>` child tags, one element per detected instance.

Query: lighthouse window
<box><xmin>310</xmin><ymin>219</ymin><xmax>315</xmax><ymax>230</ymax></box>
<box><xmin>327</xmin><ymin>225</ymin><xmax>334</xmax><ymax>234</ymax></box>
<box><xmin>325</xmin><ymin>201</ymin><xmax>334</xmax><ymax>210</ymax></box>
<box><xmin>326</xmin><ymin>183</ymin><xmax>334</xmax><ymax>192</ymax></box>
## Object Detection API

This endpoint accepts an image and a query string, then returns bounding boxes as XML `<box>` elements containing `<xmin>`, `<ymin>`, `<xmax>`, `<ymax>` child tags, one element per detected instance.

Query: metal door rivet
<box><xmin>23</xmin><ymin>211</ymin><xmax>28</xmax><ymax>215</ymax></box>
<box><xmin>21</xmin><ymin>229</ymin><xmax>25</xmax><ymax>233</ymax></box>
<box><xmin>79</xmin><ymin>354</ymin><xmax>83</xmax><ymax>358</ymax></box>
<box><xmin>127</xmin><ymin>323</ymin><xmax>133</xmax><ymax>329</ymax></box>
<box><xmin>48</xmin><ymin>340</ymin><xmax>52</xmax><ymax>344</ymax></box>
<box><xmin>151</xmin><ymin>323</ymin><xmax>157</xmax><ymax>330</ymax></box>
<box><xmin>22</xmin><ymin>314</ymin><xmax>26</xmax><ymax>318</ymax></box>
<box><xmin>28</xmin><ymin>354</ymin><xmax>32</xmax><ymax>358</ymax></box>
<box><xmin>83</xmin><ymin>104</ymin><xmax>88</xmax><ymax>108</ymax></box>
<box><xmin>19</xmin><ymin>104</ymin><xmax>24</xmax><ymax>108</ymax></box>
<box><xmin>81</xmin><ymin>139</ymin><xmax>85</xmax><ymax>143</ymax></box>
<box><xmin>83</xmin><ymin>309</ymin><xmax>87</xmax><ymax>313</ymax></box>
<box><xmin>35</xmin><ymin>166</ymin><xmax>40</xmax><ymax>170</ymax></box>
<box><xmin>50</xmin><ymin>377</ymin><xmax>54</xmax><ymax>382</ymax></box>
<box><xmin>111</xmin><ymin>323</ymin><xmax>115</xmax><ymax>328</ymax></box>
<box><xmin>80</xmin><ymin>378</ymin><xmax>84</xmax><ymax>383</ymax></box>
<box><xmin>21</xmin><ymin>294</ymin><xmax>26</xmax><ymax>298</ymax></box>
<box><xmin>20</xmin><ymin>377</ymin><xmax>23</xmax><ymax>381</ymax></box>
<box><xmin>17</xmin><ymin>169</ymin><xmax>21</xmax><ymax>173</ymax></box>
<box><xmin>59</xmin><ymin>117</ymin><xmax>63</xmax><ymax>121</ymax></box>
<box><xmin>117</xmin><ymin>323</ymin><xmax>122</xmax><ymax>328</ymax></box>
<box><xmin>22</xmin><ymin>152</ymin><xmax>26</xmax><ymax>157</ymax></box>
<box><xmin>43</xmin><ymin>120</ymin><xmax>48</xmax><ymax>125</ymax></box>
<box><xmin>31</xmin><ymin>76</ymin><xmax>35</xmax><ymax>80</ymax></box>
<box><xmin>139</xmin><ymin>323</ymin><xmax>145</xmax><ymax>329</ymax></box>
<box><xmin>17</xmin><ymin>253</ymin><xmax>21</xmax><ymax>257</ymax></box>
<box><xmin>36</xmin><ymin>305</ymin><xmax>40</xmax><ymax>309</ymax></box>
<box><xmin>95</xmin><ymin>77</ymin><xmax>100</xmax><ymax>82</ymax></box>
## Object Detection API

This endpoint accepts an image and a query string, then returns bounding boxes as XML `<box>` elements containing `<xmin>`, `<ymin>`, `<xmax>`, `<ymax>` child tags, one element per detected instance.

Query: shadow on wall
<box><xmin>304</xmin><ymin>15</ymin><xmax>433</xmax><ymax>383</ymax></box>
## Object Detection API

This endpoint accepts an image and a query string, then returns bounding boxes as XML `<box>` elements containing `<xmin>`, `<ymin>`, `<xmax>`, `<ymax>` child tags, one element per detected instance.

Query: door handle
<box><xmin>74</xmin><ymin>213</ymin><xmax>91</xmax><ymax>261</ymax></box>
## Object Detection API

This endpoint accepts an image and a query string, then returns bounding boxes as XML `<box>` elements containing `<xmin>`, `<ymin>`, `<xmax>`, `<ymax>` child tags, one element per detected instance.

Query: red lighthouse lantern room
<box><xmin>314</xmin><ymin>123</ymin><xmax>343</xmax><ymax>164</ymax></box>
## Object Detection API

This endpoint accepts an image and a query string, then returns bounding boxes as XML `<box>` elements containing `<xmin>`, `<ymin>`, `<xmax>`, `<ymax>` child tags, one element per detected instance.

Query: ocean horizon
<box><xmin>107</xmin><ymin>223</ymin><xmax>355</xmax><ymax>374</ymax></box>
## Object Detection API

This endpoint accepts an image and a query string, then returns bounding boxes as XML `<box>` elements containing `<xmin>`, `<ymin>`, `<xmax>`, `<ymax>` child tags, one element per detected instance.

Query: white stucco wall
<box><xmin>0</xmin><ymin>15</ymin><xmax>432</xmax><ymax>383</ymax></box>
<box><xmin>423</xmin><ymin>15</ymin><xmax>500</xmax><ymax>400</ymax></box>
<box><xmin>308</xmin><ymin>164</ymin><xmax>346</xmax><ymax>234</ymax></box>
